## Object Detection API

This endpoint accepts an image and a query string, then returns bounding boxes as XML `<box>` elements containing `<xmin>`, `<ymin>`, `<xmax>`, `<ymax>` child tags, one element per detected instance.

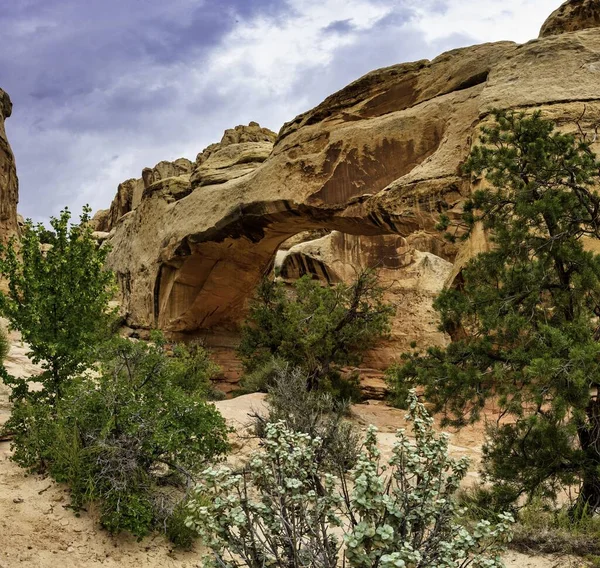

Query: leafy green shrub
<box><xmin>253</xmin><ymin>363</ymin><xmax>360</xmax><ymax>473</ymax></box>
<box><xmin>236</xmin><ymin>355</ymin><xmax>288</xmax><ymax>394</ymax></box>
<box><xmin>9</xmin><ymin>337</ymin><xmax>230</xmax><ymax>541</ymax></box>
<box><xmin>186</xmin><ymin>391</ymin><xmax>514</xmax><ymax>567</ymax></box>
<box><xmin>239</xmin><ymin>270</ymin><xmax>393</xmax><ymax>393</ymax></box>
<box><xmin>168</xmin><ymin>339</ymin><xmax>221</xmax><ymax>397</ymax></box>
<box><xmin>0</xmin><ymin>207</ymin><xmax>116</xmax><ymax>407</ymax></box>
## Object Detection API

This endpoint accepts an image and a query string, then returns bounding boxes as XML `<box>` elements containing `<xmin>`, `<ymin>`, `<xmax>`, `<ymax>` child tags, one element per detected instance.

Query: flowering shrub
<box><xmin>186</xmin><ymin>391</ymin><xmax>513</xmax><ymax>567</ymax></box>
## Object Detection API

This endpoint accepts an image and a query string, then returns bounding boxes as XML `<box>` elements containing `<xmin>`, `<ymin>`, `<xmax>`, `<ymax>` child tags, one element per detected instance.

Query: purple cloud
<box><xmin>0</xmin><ymin>0</ymin><xmax>562</xmax><ymax>223</ymax></box>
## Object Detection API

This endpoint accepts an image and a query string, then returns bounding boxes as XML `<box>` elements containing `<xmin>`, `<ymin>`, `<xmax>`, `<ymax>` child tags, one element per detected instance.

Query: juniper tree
<box><xmin>239</xmin><ymin>270</ymin><xmax>393</xmax><ymax>393</ymax></box>
<box><xmin>389</xmin><ymin>110</ymin><xmax>600</xmax><ymax>513</ymax></box>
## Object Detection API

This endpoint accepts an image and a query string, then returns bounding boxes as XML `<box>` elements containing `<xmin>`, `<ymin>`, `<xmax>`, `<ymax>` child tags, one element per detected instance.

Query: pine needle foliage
<box><xmin>389</xmin><ymin>110</ymin><xmax>600</xmax><ymax>512</ymax></box>
<box><xmin>239</xmin><ymin>270</ymin><xmax>393</xmax><ymax>393</ymax></box>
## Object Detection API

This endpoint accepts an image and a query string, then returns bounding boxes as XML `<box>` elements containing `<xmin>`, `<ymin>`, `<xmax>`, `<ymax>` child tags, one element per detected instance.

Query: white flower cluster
<box><xmin>186</xmin><ymin>391</ymin><xmax>513</xmax><ymax>568</ymax></box>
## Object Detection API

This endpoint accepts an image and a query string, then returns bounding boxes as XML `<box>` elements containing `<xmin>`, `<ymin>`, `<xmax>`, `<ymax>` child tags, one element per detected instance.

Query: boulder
<box><xmin>90</xmin><ymin>208</ymin><xmax>111</xmax><ymax>232</ymax></box>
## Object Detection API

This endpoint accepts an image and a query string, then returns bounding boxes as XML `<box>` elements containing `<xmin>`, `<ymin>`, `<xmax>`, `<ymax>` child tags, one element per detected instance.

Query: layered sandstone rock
<box><xmin>0</xmin><ymin>89</ymin><xmax>18</xmax><ymax>243</ymax></box>
<box><xmin>191</xmin><ymin>123</ymin><xmax>276</xmax><ymax>188</ymax></box>
<box><xmin>540</xmin><ymin>0</ymin><xmax>600</xmax><ymax>37</ymax></box>
<box><xmin>103</xmin><ymin>3</ymin><xmax>600</xmax><ymax>383</ymax></box>
<box><xmin>92</xmin><ymin>159</ymin><xmax>193</xmax><ymax>232</ymax></box>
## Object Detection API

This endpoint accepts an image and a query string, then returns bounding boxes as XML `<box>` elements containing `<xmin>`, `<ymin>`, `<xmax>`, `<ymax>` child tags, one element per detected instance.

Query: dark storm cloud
<box><xmin>0</xmin><ymin>0</ymin><xmax>293</xmax><ymax>219</ymax></box>
<box><xmin>0</xmin><ymin>0</ymin><xmax>561</xmax><ymax>222</ymax></box>
<box><xmin>322</xmin><ymin>19</ymin><xmax>355</xmax><ymax>34</ymax></box>
<box><xmin>1</xmin><ymin>0</ymin><xmax>291</xmax><ymax>110</ymax></box>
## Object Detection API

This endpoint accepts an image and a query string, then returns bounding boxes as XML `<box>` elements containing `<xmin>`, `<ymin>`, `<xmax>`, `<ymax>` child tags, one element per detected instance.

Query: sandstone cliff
<box><xmin>0</xmin><ymin>89</ymin><xmax>19</xmax><ymax>243</ymax></box>
<box><xmin>101</xmin><ymin>0</ymin><xmax>600</xmax><ymax>384</ymax></box>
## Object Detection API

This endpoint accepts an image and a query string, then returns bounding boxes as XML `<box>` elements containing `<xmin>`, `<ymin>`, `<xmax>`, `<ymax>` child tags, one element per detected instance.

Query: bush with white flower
<box><xmin>186</xmin><ymin>391</ymin><xmax>513</xmax><ymax>567</ymax></box>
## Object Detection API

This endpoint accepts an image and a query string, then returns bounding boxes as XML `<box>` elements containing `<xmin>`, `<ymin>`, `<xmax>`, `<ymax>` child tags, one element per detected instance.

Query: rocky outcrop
<box><xmin>191</xmin><ymin>123</ymin><xmax>276</xmax><ymax>188</ymax></box>
<box><xmin>142</xmin><ymin>158</ymin><xmax>192</xmax><ymax>190</ymax></box>
<box><xmin>92</xmin><ymin>159</ymin><xmax>193</xmax><ymax>232</ymax></box>
<box><xmin>92</xmin><ymin>125</ymin><xmax>275</xmax><ymax>234</ymax></box>
<box><xmin>540</xmin><ymin>0</ymin><xmax>600</xmax><ymax>37</ymax></box>
<box><xmin>0</xmin><ymin>89</ymin><xmax>18</xmax><ymax>243</ymax></box>
<box><xmin>102</xmin><ymin>4</ymin><xmax>600</xmax><ymax>382</ymax></box>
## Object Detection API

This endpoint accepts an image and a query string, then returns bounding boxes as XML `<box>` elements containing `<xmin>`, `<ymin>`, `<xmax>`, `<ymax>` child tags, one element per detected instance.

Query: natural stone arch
<box><xmin>152</xmin><ymin>197</ymin><xmax>451</xmax><ymax>333</ymax></box>
<box><xmin>105</xmin><ymin>19</ymin><xmax>600</xmax><ymax>359</ymax></box>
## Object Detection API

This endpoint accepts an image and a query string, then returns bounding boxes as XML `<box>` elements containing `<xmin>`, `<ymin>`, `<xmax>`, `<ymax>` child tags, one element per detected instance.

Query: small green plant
<box><xmin>236</xmin><ymin>355</ymin><xmax>288</xmax><ymax>394</ymax></box>
<box><xmin>186</xmin><ymin>391</ymin><xmax>513</xmax><ymax>567</ymax></box>
<box><xmin>166</xmin><ymin>339</ymin><xmax>222</xmax><ymax>398</ymax></box>
<box><xmin>512</xmin><ymin>499</ymin><xmax>600</xmax><ymax>557</ymax></box>
<box><xmin>239</xmin><ymin>270</ymin><xmax>393</xmax><ymax>393</ymax></box>
<box><xmin>0</xmin><ymin>327</ymin><xmax>9</xmax><ymax>363</ymax></box>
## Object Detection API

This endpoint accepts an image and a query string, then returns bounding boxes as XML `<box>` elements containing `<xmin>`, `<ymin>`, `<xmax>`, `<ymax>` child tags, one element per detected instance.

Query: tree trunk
<box><xmin>576</xmin><ymin>476</ymin><xmax>600</xmax><ymax>515</ymax></box>
<box><xmin>575</xmin><ymin>395</ymin><xmax>600</xmax><ymax>515</ymax></box>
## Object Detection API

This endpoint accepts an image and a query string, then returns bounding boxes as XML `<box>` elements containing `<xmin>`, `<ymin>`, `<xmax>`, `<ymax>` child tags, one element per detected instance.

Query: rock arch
<box><xmin>104</xmin><ymin>19</ymin><xmax>600</xmax><ymax>381</ymax></box>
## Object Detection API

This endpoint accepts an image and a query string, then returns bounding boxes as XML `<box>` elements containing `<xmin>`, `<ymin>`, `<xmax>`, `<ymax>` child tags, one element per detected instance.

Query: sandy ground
<box><xmin>0</xmin><ymin>333</ymin><xmax>588</xmax><ymax>567</ymax></box>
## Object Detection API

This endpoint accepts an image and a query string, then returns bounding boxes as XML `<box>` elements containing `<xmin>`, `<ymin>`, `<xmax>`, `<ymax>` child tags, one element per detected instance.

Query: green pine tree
<box><xmin>389</xmin><ymin>110</ymin><xmax>600</xmax><ymax>512</ymax></box>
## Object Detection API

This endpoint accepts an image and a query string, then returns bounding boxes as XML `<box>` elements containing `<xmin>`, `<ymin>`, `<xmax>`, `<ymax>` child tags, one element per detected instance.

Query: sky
<box><xmin>1</xmin><ymin>0</ymin><xmax>564</xmax><ymax>223</ymax></box>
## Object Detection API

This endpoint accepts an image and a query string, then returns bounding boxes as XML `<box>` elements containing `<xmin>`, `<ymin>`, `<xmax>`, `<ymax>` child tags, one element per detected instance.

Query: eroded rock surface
<box><xmin>92</xmin><ymin>159</ymin><xmax>193</xmax><ymax>232</ymax></box>
<box><xmin>103</xmin><ymin>15</ymin><xmax>600</xmax><ymax>382</ymax></box>
<box><xmin>540</xmin><ymin>0</ymin><xmax>600</xmax><ymax>37</ymax></box>
<box><xmin>0</xmin><ymin>89</ymin><xmax>19</xmax><ymax>243</ymax></box>
<box><xmin>191</xmin><ymin>122</ymin><xmax>276</xmax><ymax>188</ymax></box>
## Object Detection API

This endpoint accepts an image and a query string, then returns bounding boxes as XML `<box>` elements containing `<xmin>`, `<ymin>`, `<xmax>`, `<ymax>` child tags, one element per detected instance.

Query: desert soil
<box><xmin>0</xmin><ymin>331</ymin><xmax>588</xmax><ymax>567</ymax></box>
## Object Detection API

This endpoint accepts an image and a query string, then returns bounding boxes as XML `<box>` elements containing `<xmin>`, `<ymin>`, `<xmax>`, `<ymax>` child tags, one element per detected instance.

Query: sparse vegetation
<box><xmin>389</xmin><ymin>110</ymin><xmax>600</xmax><ymax>514</ymax></box>
<box><xmin>7</xmin><ymin>334</ymin><xmax>230</xmax><ymax>542</ymax></box>
<box><xmin>0</xmin><ymin>207</ymin><xmax>230</xmax><ymax>543</ymax></box>
<box><xmin>239</xmin><ymin>270</ymin><xmax>393</xmax><ymax>396</ymax></box>
<box><xmin>458</xmin><ymin>486</ymin><xmax>600</xmax><ymax>560</ymax></box>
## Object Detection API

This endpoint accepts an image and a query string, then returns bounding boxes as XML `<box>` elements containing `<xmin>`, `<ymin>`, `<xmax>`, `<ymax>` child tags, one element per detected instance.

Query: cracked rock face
<box><xmin>0</xmin><ymin>89</ymin><xmax>18</xmax><ymax>244</ymax></box>
<box><xmin>101</xmin><ymin>16</ymin><xmax>600</xmax><ymax>380</ymax></box>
